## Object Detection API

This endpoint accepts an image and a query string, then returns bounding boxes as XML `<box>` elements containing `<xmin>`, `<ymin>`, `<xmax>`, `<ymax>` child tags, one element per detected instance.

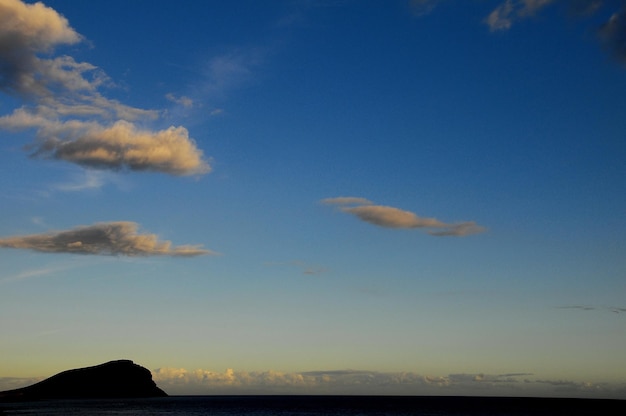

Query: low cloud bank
<box><xmin>0</xmin><ymin>0</ymin><xmax>210</xmax><ymax>175</ymax></box>
<box><xmin>0</xmin><ymin>221</ymin><xmax>216</xmax><ymax>256</ymax></box>
<box><xmin>151</xmin><ymin>367</ymin><xmax>625</xmax><ymax>398</ymax></box>
<box><xmin>321</xmin><ymin>197</ymin><xmax>485</xmax><ymax>237</ymax></box>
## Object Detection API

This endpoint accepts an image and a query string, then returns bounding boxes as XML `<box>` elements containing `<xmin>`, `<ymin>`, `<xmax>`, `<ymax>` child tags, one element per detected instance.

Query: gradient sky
<box><xmin>1</xmin><ymin>0</ymin><xmax>625</xmax><ymax>399</ymax></box>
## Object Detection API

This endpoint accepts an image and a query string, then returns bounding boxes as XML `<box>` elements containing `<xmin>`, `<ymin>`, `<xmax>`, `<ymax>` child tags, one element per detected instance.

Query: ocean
<box><xmin>1</xmin><ymin>395</ymin><xmax>624</xmax><ymax>416</ymax></box>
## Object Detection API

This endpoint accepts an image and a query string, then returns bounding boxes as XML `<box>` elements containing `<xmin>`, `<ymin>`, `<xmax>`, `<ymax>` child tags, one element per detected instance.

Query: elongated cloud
<box><xmin>0</xmin><ymin>0</ymin><xmax>211</xmax><ymax>175</ymax></box>
<box><xmin>0</xmin><ymin>111</ymin><xmax>209</xmax><ymax>175</ymax></box>
<box><xmin>0</xmin><ymin>222</ymin><xmax>216</xmax><ymax>256</ymax></box>
<box><xmin>320</xmin><ymin>196</ymin><xmax>373</xmax><ymax>206</ymax></box>
<box><xmin>151</xmin><ymin>367</ymin><xmax>623</xmax><ymax>398</ymax></box>
<box><xmin>322</xmin><ymin>197</ymin><xmax>485</xmax><ymax>236</ymax></box>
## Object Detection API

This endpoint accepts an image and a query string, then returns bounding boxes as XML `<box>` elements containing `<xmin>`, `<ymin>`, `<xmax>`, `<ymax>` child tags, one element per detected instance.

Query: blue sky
<box><xmin>0</xmin><ymin>0</ymin><xmax>625</xmax><ymax>398</ymax></box>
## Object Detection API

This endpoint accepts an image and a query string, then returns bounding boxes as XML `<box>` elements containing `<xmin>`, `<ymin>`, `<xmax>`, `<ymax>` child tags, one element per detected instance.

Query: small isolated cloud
<box><xmin>409</xmin><ymin>0</ymin><xmax>442</xmax><ymax>16</ymax></box>
<box><xmin>481</xmin><ymin>0</ymin><xmax>626</xmax><ymax>66</ymax></box>
<box><xmin>0</xmin><ymin>0</ymin><xmax>211</xmax><ymax>176</ymax></box>
<box><xmin>264</xmin><ymin>260</ymin><xmax>327</xmax><ymax>276</ymax></box>
<box><xmin>166</xmin><ymin>93</ymin><xmax>194</xmax><ymax>109</ymax></box>
<box><xmin>322</xmin><ymin>196</ymin><xmax>485</xmax><ymax>237</ymax></box>
<box><xmin>485</xmin><ymin>0</ymin><xmax>556</xmax><ymax>31</ymax></box>
<box><xmin>51</xmin><ymin>170</ymin><xmax>106</xmax><ymax>192</ymax></box>
<box><xmin>598</xmin><ymin>6</ymin><xmax>626</xmax><ymax>66</ymax></box>
<box><xmin>0</xmin><ymin>221</ymin><xmax>217</xmax><ymax>256</ymax></box>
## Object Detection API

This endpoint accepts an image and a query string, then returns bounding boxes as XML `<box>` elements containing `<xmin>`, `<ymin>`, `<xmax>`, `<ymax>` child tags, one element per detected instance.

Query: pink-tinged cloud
<box><xmin>342</xmin><ymin>205</ymin><xmax>447</xmax><ymax>229</ymax></box>
<box><xmin>151</xmin><ymin>367</ymin><xmax>623</xmax><ymax>398</ymax></box>
<box><xmin>320</xmin><ymin>196</ymin><xmax>373</xmax><ymax>206</ymax></box>
<box><xmin>322</xmin><ymin>196</ymin><xmax>485</xmax><ymax>237</ymax></box>
<box><xmin>0</xmin><ymin>221</ymin><xmax>217</xmax><ymax>257</ymax></box>
<box><xmin>0</xmin><ymin>0</ymin><xmax>211</xmax><ymax>176</ymax></box>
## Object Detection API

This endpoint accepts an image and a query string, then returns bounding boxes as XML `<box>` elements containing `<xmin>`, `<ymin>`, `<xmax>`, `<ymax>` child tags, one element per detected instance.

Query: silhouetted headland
<box><xmin>0</xmin><ymin>360</ymin><xmax>167</xmax><ymax>402</ymax></box>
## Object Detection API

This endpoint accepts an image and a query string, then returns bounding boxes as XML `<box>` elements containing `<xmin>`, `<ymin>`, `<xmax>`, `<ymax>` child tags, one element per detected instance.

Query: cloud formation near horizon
<box><xmin>0</xmin><ymin>221</ymin><xmax>216</xmax><ymax>256</ymax></box>
<box><xmin>0</xmin><ymin>0</ymin><xmax>210</xmax><ymax>175</ymax></box>
<box><xmin>150</xmin><ymin>367</ymin><xmax>621</xmax><ymax>397</ymax></box>
<box><xmin>321</xmin><ymin>197</ymin><xmax>485</xmax><ymax>236</ymax></box>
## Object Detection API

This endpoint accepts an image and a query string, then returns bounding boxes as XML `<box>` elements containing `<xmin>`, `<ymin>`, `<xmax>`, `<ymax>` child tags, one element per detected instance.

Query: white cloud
<box><xmin>0</xmin><ymin>221</ymin><xmax>217</xmax><ymax>257</ymax></box>
<box><xmin>0</xmin><ymin>0</ymin><xmax>211</xmax><ymax>176</ymax></box>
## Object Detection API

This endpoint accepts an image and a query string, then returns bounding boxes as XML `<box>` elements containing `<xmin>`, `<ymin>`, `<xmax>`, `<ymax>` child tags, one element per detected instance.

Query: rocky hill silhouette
<box><xmin>0</xmin><ymin>360</ymin><xmax>167</xmax><ymax>401</ymax></box>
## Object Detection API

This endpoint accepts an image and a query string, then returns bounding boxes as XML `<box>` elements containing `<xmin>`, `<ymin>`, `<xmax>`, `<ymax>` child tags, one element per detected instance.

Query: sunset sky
<box><xmin>1</xmin><ymin>0</ymin><xmax>625</xmax><ymax>399</ymax></box>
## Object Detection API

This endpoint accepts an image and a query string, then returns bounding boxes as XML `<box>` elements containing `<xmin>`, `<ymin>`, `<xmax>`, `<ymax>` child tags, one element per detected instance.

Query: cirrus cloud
<box><xmin>0</xmin><ymin>0</ymin><xmax>211</xmax><ymax>176</ymax></box>
<box><xmin>322</xmin><ymin>196</ymin><xmax>485</xmax><ymax>237</ymax></box>
<box><xmin>0</xmin><ymin>221</ymin><xmax>217</xmax><ymax>257</ymax></box>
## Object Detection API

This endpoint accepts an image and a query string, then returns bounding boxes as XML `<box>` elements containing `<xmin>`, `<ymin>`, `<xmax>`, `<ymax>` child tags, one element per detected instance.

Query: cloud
<box><xmin>0</xmin><ymin>377</ymin><xmax>43</xmax><ymax>392</ymax></box>
<box><xmin>151</xmin><ymin>367</ymin><xmax>624</xmax><ymax>398</ymax></box>
<box><xmin>0</xmin><ymin>111</ymin><xmax>210</xmax><ymax>175</ymax></box>
<box><xmin>485</xmin><ymin>0</ymin><xmax>516</xmax><ymax>31</ymax></box>
<box><xmin>51</xmin><ymin>170</ymin><xmax>106</xmax><ymax>192</ymax></box>
<box><xmin>0</xmin><ymin>221</ymin><xmax>217</xmax><ymax>256</ymax></box>
<box><xmin>321</xmin><ymin>196</ymin><xmax>373</xmax><ymax>206</ymax></box>
<box><xmin>427</xmin><ymin>221</ymin><xmax>486</xmax><ymax>237</ymax></box>
<box><xmin>598</xmin><ymin>6</ymin><xmax>626</xmax><ymax>65</ymax></box>
<box><xmin>0</xmin><ymin>0</ymin><xmax>210</xmax><ymax>176</ymax></box>
<box><xmin>405</xmin><ymin>0</ymin><xmax>625</xmax><ymax>68</ymax></box>
<box><xmin>166</xmin><ymin>93</ymin><xmax>194</xmax><ymax>109</ymax></box>
<box><xmin>264</xmin><ymin>260</ymin><xmax>327</xmax><ymax>276</ymax></box>
<box><xmin>0</xmin><ymin>0</ymin><xmax>82</xmax><ymax>96</ymax></box>
<box><xmin>409</xmin><ymin>0</ymin><xmax>442</xmax><ymax>16</ymax></box>
<box><xmin>322</xmin><ymin>196</ymin><xmax>485</xmax><ymax>236</ymax></box>
<box><xmin>559</xmin><ymin>305</ymin><xmax>626</xmax><ymax>314</ymax></box>
<box><xmin>484</xmin><ymin>0</ymin><xmax>556</xmax><ymax>32</ymax></box>
<box><xmin>483</xmin><ymin>0</ymin><xmax>626</xmax><ymax>66</ymax></box>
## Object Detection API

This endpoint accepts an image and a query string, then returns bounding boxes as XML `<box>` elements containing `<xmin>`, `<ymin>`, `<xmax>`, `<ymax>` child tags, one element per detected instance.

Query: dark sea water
<box><xmin>1</xmin><ymin>396</ymin><xmax>624</xmax><ymax>416</ymax></box>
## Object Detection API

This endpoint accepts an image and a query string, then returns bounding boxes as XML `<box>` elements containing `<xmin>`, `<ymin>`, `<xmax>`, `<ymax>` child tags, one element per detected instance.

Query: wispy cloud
<box><xmin>598</xmin><ymin>6</ymin><xmax>626</xmax><ymax>66</ymax></box>
<box><xmin>1</xmin><ymin>264</ymin><xmax>70</xmax><ymax>284</ymax></box>
<box><xmin>322</xmin><ymin>197</ymin><xmax>485</xmax><ymax>237</ymax></box>
<box><xmin>166</xmin><ymin>93</ymin><xmax>194</xmax><ymax>109</ymax></box>
<box><xmin>558</xmin><ymin>305</ymin><xmax>626</xmax><ymax>314</ymax></box>
<box><xmin>484</xmin><ymin>0</ymin><xmax>626</xmax><ymax>65</ymax></box>
<box><xmin>264</xmin><ymin>260</ymin><xmax>327</xmax><ymax>276</ymax></box>
<box><xmin>0</xmin><ymin>0</ymin><xmax>210</xmax><ymax>175</ymax></box>
<box><xmin>485</xmin><ymin>0</ymin><xmax>556</xmax><ymax>32</ymax></box>
<box><xmin>409</xmin><ymin>0</ymin><xmax>626</xmax><ymax>67</ymax></box>
<box><xmin>51</xmin><ymin>170</ymin><xmax>106</xmax><ymax>192</ymax></box>
<box><xmin>409</xmin><ymin>0</ymin><xmax>442</xmax><ymax>16</ymax></box>
<box><xmin>0</xmin><ymin>221</ymin><xmax>217</xmax><ymax>257</ymax></box>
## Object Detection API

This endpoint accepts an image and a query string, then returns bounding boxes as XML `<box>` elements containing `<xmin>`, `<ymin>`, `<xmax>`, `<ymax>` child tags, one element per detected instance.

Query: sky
<box><xmin>0</xmin><ymin>0</ymin><xmax>625</xmax><ymax>399</ymax></box>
